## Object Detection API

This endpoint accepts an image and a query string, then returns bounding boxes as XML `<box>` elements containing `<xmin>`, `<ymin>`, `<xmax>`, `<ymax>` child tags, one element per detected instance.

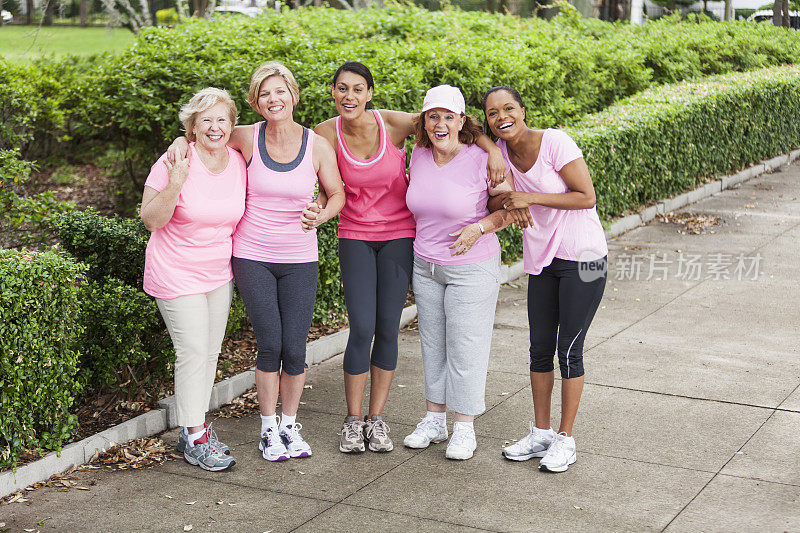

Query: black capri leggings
<box><xmin>339</xmin><ymin>237</ymin><xmax>414</xmax><ymax>375</ymax></box>
<box><xmin>231</xmin><ymin>257</ymin><xmax>318</xmax><ymax>375</ymax></box>
<box><xmin>528</xmin><ymin>257</ymin><xmax>606</xmax><ymax>379</ymax></box>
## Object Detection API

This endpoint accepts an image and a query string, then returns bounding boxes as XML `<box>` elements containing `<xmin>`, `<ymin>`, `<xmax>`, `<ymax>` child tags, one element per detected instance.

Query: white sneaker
<box><xmin>539</xmin><ymin>432</ymin><xmax>577</xmax><ymax>473</ymax></box>
<box><xmin>403</xmin><ymin>415</ymin><xmax>448</xmax><ymax>449</ymax></box>
<box><xmin>258</xmin><ymin>427</ymin><xmax>290</xmax><ymax>462</ymax></box>
<box><xmin>280</xmin><ymin>423</ymin><xmax>312</xmax><ymax>458</ymax></box>
<box><xmin>445</xmin><ymin>424</ymin><xmax>477</xmax><ymax>460</ymax></box>
<box><xmin>502</xmin><ymin>422</ymin><xmax>555</xmax><ymax>461</ymax></box>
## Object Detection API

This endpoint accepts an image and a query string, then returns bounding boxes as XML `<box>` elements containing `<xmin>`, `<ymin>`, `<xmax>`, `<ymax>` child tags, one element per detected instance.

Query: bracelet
<box><xmin>477</xmin><ymin>222</ymin><xmax>486</xmax><ymax>235</ymax></box>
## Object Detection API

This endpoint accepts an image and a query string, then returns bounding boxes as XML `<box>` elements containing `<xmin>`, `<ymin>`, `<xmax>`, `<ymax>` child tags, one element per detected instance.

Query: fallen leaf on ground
<box><xmin>184</xmin><ymin>526</ymin><xmax>193</xmax><ymax>531</ymax></box>
<box><xmin>186</xmin><ymin>501</ymin><xmax>196</xmax><ymax>505</ymax></box>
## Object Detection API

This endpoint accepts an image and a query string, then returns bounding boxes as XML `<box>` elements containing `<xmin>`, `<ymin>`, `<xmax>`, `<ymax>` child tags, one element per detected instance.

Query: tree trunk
<box><xmin>43</xmin><ymin>0</ymin><xmax>56</xmax><ymax>25</ymax></box>
<box><xmin>772</xmin><ymin>0</ymin><xmax>782</xmax><ymax>25</ymax></box>
<box><xmin>723</xmin><ymin>0</ymin><xmax>732</xmax><ymax>21</ymax></box>
<box><xmin>0</xmin><ymin>0</ymin><xmax>4</xmax><ymax>27</ymax></box>
<box><xmin>80</xmin><ymin>0</ymin><xmax>88</xmax><ymax>25</ymax></box>
<box><xmin>782</xmin><ymin>0</ymin><xmax>790</xmax><ymax>26</ymax></box>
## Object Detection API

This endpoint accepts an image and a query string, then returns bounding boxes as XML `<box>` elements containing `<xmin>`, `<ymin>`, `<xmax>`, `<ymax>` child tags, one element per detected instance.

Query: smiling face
<box><xmin>424</xmin><ymin>107</ymin><xmax>466</xmax><ymax>154</ymax></box>
<box><xmin>484</xmin><ymin>90</ymin><xmax>526</xmax><ymax>140</ymax></box>
<box><xmin>333</xmin><ymin>71</ymin><xmax>373</xmax><ymax>118</ymax></box>
<box><xmin>257</xmin><ymin>75</ymin><xmax>295</xmax><ymax>122</ymax></box>
<box><xmin>192</xmin><ymin>101</ymin><xmax>233</xmax><ymax>152</ymax></box>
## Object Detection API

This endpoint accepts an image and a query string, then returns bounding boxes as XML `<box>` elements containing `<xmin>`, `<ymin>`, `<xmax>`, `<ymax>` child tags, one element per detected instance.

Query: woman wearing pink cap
<box><xmin>402</xmin><ymin>85</ymin><xmax>513</xmax><ymax>460</ymax></box>
<box><xmin>313</xmin><ymin>63</ymin><xmax>508</xmax><ymax>455</ymax></box>
<box><xmin>483</xmin><ymin>86</ymin><xmax>607</xmax><ymax>473</ymax></box>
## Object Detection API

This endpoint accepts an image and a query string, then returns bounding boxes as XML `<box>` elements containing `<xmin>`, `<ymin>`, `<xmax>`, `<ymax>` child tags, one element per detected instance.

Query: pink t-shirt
<box><xmin>143</xmin><ymin>144</ymin><xmax>247</xmax><ymax>299</ymax></box>
<box><xmin>499</xmin><ymin>129</ymin><xmax>607</xmax><ymax>276</ymax></box>
<box><xmin>336</xmin><ymin>110</ymin><xmax>416</xmax><ymax>241</ymax></box>
<box><xmin>233</xmin><ymin>123</ymin><xmax>319</xmax><ymax>263</ymax></box>
<box><xmin>406</xmin><ymin>143</ymin><xmax>500</xmax><ymax>265</ymax></box>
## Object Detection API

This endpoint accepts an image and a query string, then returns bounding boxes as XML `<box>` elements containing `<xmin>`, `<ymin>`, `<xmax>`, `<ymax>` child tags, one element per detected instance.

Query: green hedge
<box><xmin>570</xmin><ymin>65</ymin><xmax>800</xmax><ymax>219</ymax></box>
<box><xmin>0</xmin><ymin>250</ymin><xmax>85</xmax><ymax>470</ymax></box>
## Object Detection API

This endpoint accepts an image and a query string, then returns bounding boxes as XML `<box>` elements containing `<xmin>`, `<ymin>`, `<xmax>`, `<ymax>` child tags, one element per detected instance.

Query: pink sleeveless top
<box><xmin>336</xmin><ymin>110</ymin><xmax>416</xmax><ymax>241</ymax></box>
<box><xmin>232</xmin><ymin>122</ymin><xmax>319</xmax><ymax>263</ymax></box>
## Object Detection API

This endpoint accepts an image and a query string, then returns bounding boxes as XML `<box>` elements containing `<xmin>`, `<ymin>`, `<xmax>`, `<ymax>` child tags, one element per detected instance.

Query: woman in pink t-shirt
<box><xmin>402</xmin><ymin>85</ymin><xmax>514</xmax><ymax>461</ymax></box>
<box><xmin>141</xmin><ymin>88</ymin><xmax>245</xmax><ymax>472</ymax></box>
<box><xmin>483</xmin><ymin>86</ymin><xmax>607</xmax><ymax>473</ymax></box>
<box><xmin>313</xmin><ymin>63</ymin><xmax>509</xmax><ymax>455</ymax></box>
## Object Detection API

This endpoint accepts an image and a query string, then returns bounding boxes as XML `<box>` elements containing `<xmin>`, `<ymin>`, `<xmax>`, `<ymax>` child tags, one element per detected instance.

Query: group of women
<box><xmin>141</xmin><ymin>60</ymin><xmax>607</xmax><ymax>474</ymax></box>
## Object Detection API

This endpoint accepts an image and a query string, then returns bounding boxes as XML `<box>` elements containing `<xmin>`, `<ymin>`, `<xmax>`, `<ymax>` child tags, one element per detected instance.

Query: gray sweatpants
<box><xmin>412</xmin><ymin>253</ymin><xmax>501</xmax><ymax>416</ymax></box>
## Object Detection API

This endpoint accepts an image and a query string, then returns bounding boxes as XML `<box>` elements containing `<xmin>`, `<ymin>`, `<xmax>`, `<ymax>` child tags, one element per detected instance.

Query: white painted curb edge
<box><xmin>3</xmin><ymin>147</ymin><xmax>797</xmax><ymax>499</ymax></box>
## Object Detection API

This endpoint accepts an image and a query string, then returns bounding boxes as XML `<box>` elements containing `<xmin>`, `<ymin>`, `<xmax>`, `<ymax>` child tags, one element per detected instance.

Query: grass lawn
<box><xmin>0</xmin><ymin>25</ymin><xmax>136</xmax><ymax>62</ymax></box>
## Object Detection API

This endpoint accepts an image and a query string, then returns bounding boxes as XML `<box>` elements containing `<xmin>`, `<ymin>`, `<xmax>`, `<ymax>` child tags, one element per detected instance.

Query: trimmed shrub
<box><xmin>77</xmin><ymin>277</ymin><xmax>174</xmax><ymax>393</ymax></box>
<box><xmin>51</xmin><ymin>208</ymin><xmax>148</xmax><ymax>287</ymax></box>
<box><xmin>570</xmin><ymin>65</ymin><xmax>800</xmax><ymax>220</ymax></box>
<box><xmin>0</xmin><ymin>250</ymin><xmax>85</xmax><ymax>470</ymax></box>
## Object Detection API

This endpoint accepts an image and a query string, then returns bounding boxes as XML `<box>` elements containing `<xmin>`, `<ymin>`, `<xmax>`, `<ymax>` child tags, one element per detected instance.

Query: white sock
<box><xmin>187</xmin><ymin>428</ymin><xmax>205</xmax><ymax>447</ymax></box>
<box><xmin>453</xmin><ymin>421</ymin><xmax>474</xmax><ymax>432</ymax></box>
<box><xmin>280</xmin><ymin>413</ymin><xmax>296</xmax><ymax>429</ymax></box>
<box><xmin>427</xmin><ymin>411</ymin><xmax>446</xmax><ymax>425</ymax></box>
<box><xmin>260</xmin><ymin>414</ymin><xmax>277</xmax><ymax>435</ymax></box>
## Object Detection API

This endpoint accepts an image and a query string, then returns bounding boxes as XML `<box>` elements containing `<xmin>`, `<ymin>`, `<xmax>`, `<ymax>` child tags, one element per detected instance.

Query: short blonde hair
<box><xmin>179</xmin><ymin>87</ymin><xmax>238</xmax><ymax>141</ymax></box>
<box><xmin>247</xmin><ymin>61</ymin><xmax>300</xmax><ymax>113</ymax></box>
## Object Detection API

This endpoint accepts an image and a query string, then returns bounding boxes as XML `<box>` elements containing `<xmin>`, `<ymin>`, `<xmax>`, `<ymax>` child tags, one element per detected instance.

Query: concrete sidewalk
<box><xmin>3</xmin><ymin>163</ymin><xmax>799</xmax><ymax>532</ymax></box>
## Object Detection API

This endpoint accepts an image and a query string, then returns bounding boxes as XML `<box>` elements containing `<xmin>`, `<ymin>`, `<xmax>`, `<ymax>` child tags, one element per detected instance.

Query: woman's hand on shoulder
<box><xmin>166</xmin><ymin>137</ymin><xmax>190</xmax><ymax>164</ymax></box>
<box><xmin>165</xmin><ymin>153</ymin><xmax>190</xmax><ymax>189</ymax></box>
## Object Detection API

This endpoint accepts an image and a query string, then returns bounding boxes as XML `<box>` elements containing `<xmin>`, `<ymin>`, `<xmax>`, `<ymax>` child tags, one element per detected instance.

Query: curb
<box><xmin>3</xmin><ymin>148</ymin><xmax>797</xmax><ymax>499</ymax></box>
<box><xmin>603</xmin><ymin>149</ymin><xmax>798</xmax><ymax>240</ymax></box>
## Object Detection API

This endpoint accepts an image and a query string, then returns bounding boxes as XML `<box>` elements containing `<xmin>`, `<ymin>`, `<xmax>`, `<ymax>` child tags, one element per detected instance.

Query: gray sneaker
<box><xmin>184</xmin><ymin>437</ymin><xmax>236</xmax><ymax>472</ymax></box>
<box><xmin>176</xmin><ymin>424</ymin><xmax>230</xmax><ymax>456</ymax></box>
<box><xmin>339</xmin><ymin>415</ymin><xmax>365</xmax><ymax>453</ymax></box>
<box><xmin>364</xmin><ymin>415</ymin><xmax>393</xmax><ymax>452</ymax></box>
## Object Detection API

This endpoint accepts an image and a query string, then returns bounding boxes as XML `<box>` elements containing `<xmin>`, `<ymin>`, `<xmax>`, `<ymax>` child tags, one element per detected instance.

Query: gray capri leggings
<box><xmin>231</xmin><ymin>257</ymin><xmax>318</xmax><ymax>375</ymax></box>
<box><xmin>412</xmin><ymin>253</ymin><xmax>501</xmax><ymax>416</ymax></box>
<box><xmin>339</xmin><ymin>237</ymin><xmax>414</xmax><ymax>375</ymax></box>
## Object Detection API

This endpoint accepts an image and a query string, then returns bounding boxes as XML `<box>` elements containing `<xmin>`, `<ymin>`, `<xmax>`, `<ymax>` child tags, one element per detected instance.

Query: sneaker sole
<box><xmin>502</xmin><ymin>450</ymin><xmax>547</xmax><ymax>461</ymax></box>
<box><xmin>539</xmin><ymin>453</ymin><xmax>577</xmax><ymax>473</ymax></box>
<box><xmin>339</xmin><ymin>443</ymin><xmax>365</xmax><ymax>453</ymax></box>
<box><xmin>446</xmin><ymin>450</ymin><xmax>474</xmax><ymax>460</ymax></box>
<box><xmin>368</xmin><ymin>443</ymin><xmax>394</xmax><ymax>452</ymax></box>
<box><xmin>184</xmin><ymin>453</ymin><xmax>236</xmax><ymax>472</ymax></box>
<box><xmin>289</xmin><ymin>450</ymin><xmax>312</xmax><ymax>458</ymax></box>
<box><xmin>403</xmin><ymin>436</ymin><xmax>447</xmax><ymax>449</ymax></box>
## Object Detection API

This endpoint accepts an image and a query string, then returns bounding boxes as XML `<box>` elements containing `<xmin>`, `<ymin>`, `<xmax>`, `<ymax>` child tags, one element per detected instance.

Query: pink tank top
<box><xmin>336</xmin><ymin>110</ymin><xmax>416</xmax><ymax>241</ymax></box>
<box><xmin>232</xmin><ymin>122</ymin><xmax>318</xmax><ymax>263</ymax></box>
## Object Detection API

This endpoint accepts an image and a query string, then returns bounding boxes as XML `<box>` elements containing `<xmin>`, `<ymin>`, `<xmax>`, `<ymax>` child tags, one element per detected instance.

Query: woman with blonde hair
<box><xmin>142</xmin><ymin>87</ymin><xmax>245</xmax><ymax>471</ymax></box>
<box><xmin>168</xmin><ymin>62</ymin><xmax>345</xmax><ymax>462</ymax></box>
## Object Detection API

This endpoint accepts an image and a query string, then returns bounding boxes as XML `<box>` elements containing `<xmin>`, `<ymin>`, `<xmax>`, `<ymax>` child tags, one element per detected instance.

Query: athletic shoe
<box><xmin>183</xmin><ymin>434</ymin><xmax>236</xmax><ymax>472</ymax></box>
<box><xmin>445</xmin><ymin>424</ymin><xmax>477</xmax><ymax>460</ymax></box>
<box><xmin>539</xmin><ymin>432</ymin><xmax>577</xmax><ymax>473</ymax></box>
<box><xmin>403</xmin><ymin>415</ymin><xmax>448</xmax><ymax>449</ymax></box>
<box><xmin>364</xmin><ymin>415</ymin><xmax>393</xmax><ymax>452</ymax></box>
<box><xmin>339</xmin><ymin>415</ymin><xmax>366</xmax><ymax>453</ymax></box>
<box><xmin>279</xmin><ymin>423</ymin><xmax>312</xmax><ymax>458</ymax></box>
<box><xmin>502</xmin><ymin>422</ymin><xmax>555</xmax><ymax>461</ymax></box>
<box><xmin>258</xmin><ymin>427</ymin><xmax>290</xmax><ymax>462</ymax></box>
<box><xmin>176</xmin><ymin>424</ymin><xmax>230</xmax><ymax>456</ymax></box>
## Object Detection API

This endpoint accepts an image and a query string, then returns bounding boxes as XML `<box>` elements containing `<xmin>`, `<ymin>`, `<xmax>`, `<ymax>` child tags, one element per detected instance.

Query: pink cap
<box><xmin>421</xmin><ymin>85</ymin><xmax>465</xmax><ymax>115</ymax></box>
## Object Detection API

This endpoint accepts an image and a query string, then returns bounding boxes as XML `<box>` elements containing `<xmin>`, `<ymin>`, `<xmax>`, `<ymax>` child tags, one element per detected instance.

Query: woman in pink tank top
<box><xmin>169</xmin><ymin>63</ymin><xmax>345</xmax><ymax>462</ymax></box>
<box><xmin>313</xmin><ymin>63</ymin><xmax>510</xmax><ymax>454</ymax></box>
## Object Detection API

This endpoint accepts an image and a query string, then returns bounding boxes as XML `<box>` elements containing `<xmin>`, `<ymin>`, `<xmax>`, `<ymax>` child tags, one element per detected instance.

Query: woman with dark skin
<box><xmin>313</xmin><ymin>63</ymin><xmax>508</xmax><ymax>453</ymax></box>
<box><xmin>484</xmin><ymin>86</ymin><xmax>607</xmax><ymax>473</ymax></box>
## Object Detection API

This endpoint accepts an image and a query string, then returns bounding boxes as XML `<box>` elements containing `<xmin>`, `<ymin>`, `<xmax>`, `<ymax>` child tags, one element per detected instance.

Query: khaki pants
<box><xmin>156</xmin><ymin>281</ymin><xmax>233</xmax><ymax>428</ymax></box>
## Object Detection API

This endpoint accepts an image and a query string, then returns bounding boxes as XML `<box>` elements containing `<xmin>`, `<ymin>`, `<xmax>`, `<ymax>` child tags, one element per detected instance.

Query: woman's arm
<box><xmin>449</xmin><ymin>209</ymin><xmax>515</xmax><ymax>256</ymax></box>
<box><xmin>495</xmin><ymin>158</ymin><xmax>596</xmax><ymax>211</ymax></box>
<box><xmin>487</xmin><ymin>173</ymin><xmax>534</xmax><ymax>229</ymax></box>
<box><xmin>166</xmin><ymin>124</ymin><xmax>254</xmax><ymax>162</ymax></box>
<box><xmin>379</xmin><ymin>109</ymin><xmax>416</xmax><ymax>148</ymax></box>
<box><xmin>301</xmin><ymin>135</ymin><xmax>345</xmax><ymax>232</ymax></box>
<box><xmin>140</xmin><ymin>156</ymin><xmax>189</xmax><ymax>232</ymax></box>
<box><xmin>475</xmin><ymin>133</ymin><xmax>508</xmax><ymax>187</ymax></box>
<box><xmin>310</xmin><ymin>120</ymin><xmax>337</xmax><ymax>210</ymax></box>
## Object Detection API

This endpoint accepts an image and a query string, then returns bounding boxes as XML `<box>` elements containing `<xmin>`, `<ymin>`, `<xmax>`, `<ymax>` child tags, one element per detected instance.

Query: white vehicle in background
<box><xmin>1</xmin><ymin>9</ymin><xmax>13</xmax><ymax>23</ymax></box>
<box><xmin>747</xmin><ymin>9</ymin><xmax>800</xmax><ymax>27</ymax></box>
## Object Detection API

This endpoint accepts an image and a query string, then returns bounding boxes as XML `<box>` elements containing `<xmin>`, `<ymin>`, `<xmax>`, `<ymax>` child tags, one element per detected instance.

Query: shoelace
<box><xmin>518</xmin><ymin>422</ymin><xmax>542</xmax><ymax>449</ymax></box>
<box><xmin>415</xmin><ymin>417</ymin><xmax>441</xmax><ymax>435</ymax></box>
<box><xmin>206</xmin><ymin>423</ymin><xmax>220</xmax><ymax>444</ymax></box>
<box><xmin>449</xmin><ymin>426</ymin><xmax>473</xmax><ymax>447</ymax></box>
<box><xmin>547</xmin><ymin>435</ymin><xmax>568</xmax><ymax>457</ymax></box>
<box><xmin>368</xmin><ymin>418</ymin><xmax>390</xmax><ymax>439</ymax></box>
<box><xmin>342</xmin><ymin>420</ymin><xmax>362</xmax><ymax>440</ymax></box>
<box><xmin>284</xmin><ymin>423</ymin><xmax>304</xmax><ymax>443</ymax></box>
